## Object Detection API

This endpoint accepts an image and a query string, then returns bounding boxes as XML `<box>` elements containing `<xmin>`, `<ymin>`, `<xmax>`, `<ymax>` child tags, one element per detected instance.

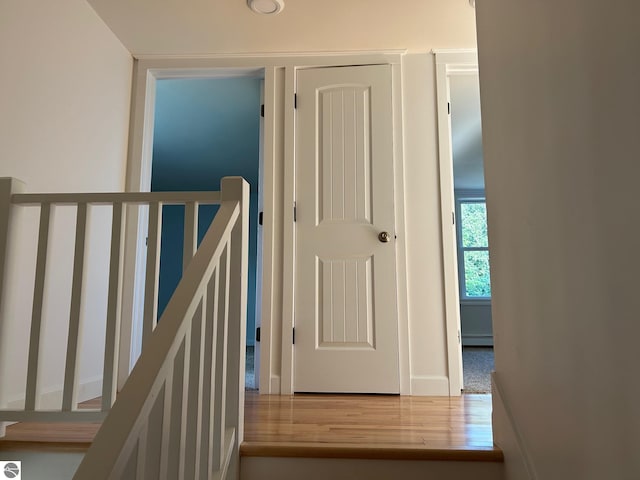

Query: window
<box><xmin>456</xmin><ymin>197</ymin><xmax>491</xmax><ymax>299</ymax></box>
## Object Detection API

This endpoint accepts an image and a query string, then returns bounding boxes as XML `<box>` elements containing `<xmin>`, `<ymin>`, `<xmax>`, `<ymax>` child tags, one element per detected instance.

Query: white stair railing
<box><xmin>0</xmin><ymin>177</ymin><xmax>248</xmax><ymax>471</ymax></box>
<box><xmin>74</xmin><ymin>176</ymin><xmax>248</xmax><ymax>479</ymax></box>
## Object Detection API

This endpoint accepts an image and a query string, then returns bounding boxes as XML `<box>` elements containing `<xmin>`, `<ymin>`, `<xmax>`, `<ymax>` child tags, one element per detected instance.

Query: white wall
<box><xmin>402</xmin><ymin>54</ymin><xmax>453</xmax><ymax>393</ymax></box>
<box><xmin>0</xmin><ymin>0</ymin><xmax>132</xmax><ymax>408</ymax></box>
<box><xmin>121</xmin><ymin>5</ymin><xmax>478</xmax><ymax>394</ymax></box>
<box><xmin>476</xmin><ymin>1</ymin><xmax>640</xmax><ymax>478</ymax></box>
<box><xmin>460</xmin><ymin>304</ymin><xmax>492</xmax><ymax>346</ymax></box>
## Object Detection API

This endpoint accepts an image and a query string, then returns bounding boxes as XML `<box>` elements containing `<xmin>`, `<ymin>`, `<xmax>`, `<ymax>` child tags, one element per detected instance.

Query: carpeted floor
<box><xmin>462</xmin><ymin>346</ymin><xmax>494</xmax><ymax>393</ymax></box>
<box><xmin>246</xmin><ymin>346</ymin><xmax>494</xmax><ymax>394</ymax></box>
<box><xmin>246</xmin><ymin>346</ymin><xmax>256</xmax><ymax>390</ymax></box>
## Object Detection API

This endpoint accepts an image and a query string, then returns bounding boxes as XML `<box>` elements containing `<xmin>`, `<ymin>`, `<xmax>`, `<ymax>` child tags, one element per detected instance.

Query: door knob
<box><xmin>378</xmin><ymin>231</ymin><xmax>391</xmax><ymax>243</ymax></box>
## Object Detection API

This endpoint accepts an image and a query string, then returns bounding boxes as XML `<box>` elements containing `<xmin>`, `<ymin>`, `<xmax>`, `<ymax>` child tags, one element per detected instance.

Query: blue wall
<box><xmin>151</xmin><ymin>77</ymin><xmax>261</xmax><ymax>345</ymax></box>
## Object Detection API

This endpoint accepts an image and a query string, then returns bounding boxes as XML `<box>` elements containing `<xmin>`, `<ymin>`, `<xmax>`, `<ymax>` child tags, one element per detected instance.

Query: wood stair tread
<box><xmin>240</xmin><ymin>441</ymin><xmax>503</xmax><ymax>462</ymax></box>
<box><xmin>1</xmin><ymin>393</ymin><xmax>502</xmax><ymax>462</ymax></box>
<box><xmin>0</xmin><ymin>440</ymin><xmax>92</xmax><ymax>452</ymax></box>
<box><xmin>0</xmin><ymin>422</ymin><xmax>99</xmax><ymax>452</ymax></box>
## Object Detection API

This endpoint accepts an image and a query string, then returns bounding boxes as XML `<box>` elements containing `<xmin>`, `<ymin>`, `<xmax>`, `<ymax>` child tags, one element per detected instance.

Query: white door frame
<box><xmin>282</xmin><ymin>58</ymin><xmax>410</xmax><ymax>395</ymax></box>
<box><xmin>118</xmin><ymin>63</ymin><xmax>266</xmax><ymax>389</ymax></box>
<box><xmin>120</xmin><ymin>52</ymin><xmax>409</xmax><ymax>395</ymax></box>
<box><xmin>434</xmin><ymin>49</ymin><xmax>479</xmax><ymax>395</ymax></box>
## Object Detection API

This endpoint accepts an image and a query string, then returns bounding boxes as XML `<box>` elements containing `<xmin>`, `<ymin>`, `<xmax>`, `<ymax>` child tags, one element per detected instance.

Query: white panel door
<box><xmin>294</xmin><ymin>65</ymin><xmax>399</xmax><ymax>393</ymax></box>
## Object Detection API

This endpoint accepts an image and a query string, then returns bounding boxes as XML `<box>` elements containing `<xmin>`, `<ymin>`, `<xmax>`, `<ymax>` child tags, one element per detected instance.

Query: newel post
<box><xmin>220</xmin><ymin>176</ymin><xmax>249</xmax><ymax>477</ymax></box>
<box><xmin>0</xmin><ymin>177</ymin><xmax>25</xmax><ymax>436</ymax></box>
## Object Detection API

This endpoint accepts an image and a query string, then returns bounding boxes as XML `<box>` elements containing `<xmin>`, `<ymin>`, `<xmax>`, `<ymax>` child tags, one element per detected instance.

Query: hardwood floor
<box><xmin>0</xmin><ymin>424</ymin><xmax>99</xmax><ymax>452</ymax></box>
<box><xmin>0</xmin><ymin>398</ymin><xmax>101</xmax><ymax>451</ymax></box>
<box><xmin>242</xmin><ymin>392</ymin><xmax>502</xmax><ymax>461</ymax></box>
<box><xmin>0</xmin><ymin>393</ymin><xmax>502</xmax><ymax>461</ymax></box>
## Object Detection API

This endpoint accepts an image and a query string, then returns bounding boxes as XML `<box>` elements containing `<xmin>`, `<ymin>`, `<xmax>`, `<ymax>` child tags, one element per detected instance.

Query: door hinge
<box><xmin>448</xmin><ymin>101</ymin><xmax>451</xmax><ymax>115</ymax></box>
<box><xmin>294</xmin><ymin>93</ymin><xmax>297</xmax><ymax>109</ymax></box>
<box><xmin>458</xmin><ymin>330</ymin><xmax>461</xmax><ymax>344</ymax></box>
<box><xmin>452</xmin><ymin>211</ymin><xmax>455</xmax><ymax>225</ymax></box>
<box><xmin>258</xmin><ymin>211</ymin><xmax>263</xmax><ymax>226</ymax></box>
<box><xmin>260</xmin><ymin>104</ymin><xmax>265</xmax><ymax>117</ymax></box>
<box><xmin>256</xmin><ymin>327</ymin><xmax>261</xmax><ymax>342</ymax></box>
<box><xmin>292</xmin><ymin>327</ymin><xmax>296</xmax><ymax>345</ymax></box>
<box><xmin>293</xmin><ymin>202</ymin><xmax>297</xmax><ymax>222</ymax></box>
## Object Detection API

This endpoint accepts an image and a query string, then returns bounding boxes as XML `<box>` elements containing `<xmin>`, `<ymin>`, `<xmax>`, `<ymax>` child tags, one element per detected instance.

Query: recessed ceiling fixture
<box><xmin>247</xmin><ymin>0</ymin><xmax>284</xmax><ymax>15</ymax></box>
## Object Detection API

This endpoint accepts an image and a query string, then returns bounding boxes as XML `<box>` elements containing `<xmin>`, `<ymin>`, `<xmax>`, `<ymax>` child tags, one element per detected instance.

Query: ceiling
<box><xmin>450</xmin><ymin>73</ymin><xmax>484</xmax><ymax>191</ymax></box>
<box><xmin>84</xmin><ymin>0</ymin><xmax>477</xmax><ymax>56</ymax></box>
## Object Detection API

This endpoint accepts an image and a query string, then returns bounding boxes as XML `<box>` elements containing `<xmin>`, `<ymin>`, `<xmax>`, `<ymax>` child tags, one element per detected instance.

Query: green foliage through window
<box><xmin>460</xmin><ymin>203</ymin><xmax>488</xmax><ymax>248</ymax></box>
<box><xmin>458</xmin><ymin>200</ymin><xmax>491</xmax><ymax>298</ymax></box>
<box><xmin>463</xmin><ymin>251</ymin><xmax>491</xmax><ymax>297</ymax></box>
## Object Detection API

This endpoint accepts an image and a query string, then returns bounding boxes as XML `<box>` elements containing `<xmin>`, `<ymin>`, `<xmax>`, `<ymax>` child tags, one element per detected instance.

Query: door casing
<box><xmin>122</xmin><ymin>52</ymin><xmax>410</xmax><ymax>395</ymax></box>
<box><xmin>434</xmin><ymin>49</ymin><xmax>480</xmax><ymax>395</ymax></box>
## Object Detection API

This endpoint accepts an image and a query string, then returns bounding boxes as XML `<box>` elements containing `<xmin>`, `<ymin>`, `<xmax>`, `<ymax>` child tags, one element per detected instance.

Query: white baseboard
<box><xmin>6</xmin><ymin>376</ymin><xmax>103</xmax><ymax>410</ymax></box>
<box><xmin>264</xmin><ymin>375</ymin><xmax>449</xmax><ymax>396</ymax></box>
<box><xmin>269</xmin><ymin>375</ymin><xmax>281</xmax><ymax>394</ymax></box>
<box><xmin>491</xmin><ymin>372</ymin><xmax>537</xmax><ymax>480</ymax></box>
<box><xmin>409</xmin><ymin>375</ymin><xmax>450</xmax><ymax>395</ymax></box>
<box><xmin>264</xmin><ymin>375</ymin><xmax>453</xmax><ymax>396</ymax></box>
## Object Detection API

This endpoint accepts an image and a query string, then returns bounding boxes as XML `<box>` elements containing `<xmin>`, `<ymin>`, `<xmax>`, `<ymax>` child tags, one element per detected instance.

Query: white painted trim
<box><xmin>432</xmin><ymin>49</ymin><xmax>478</xmax><ymax>65</ymax></box>
<box><xmin>126</xmin><ymin>52</ymin><xmax>408</xmax><ymax>395</ymax></box>
<box><xmin>119</xmin><ymin>59</ymin><xmax>155</xmax><ymax>388</ymax></box>
<box><xmin>270</xmin><ymin>375</ymin><xmax>281</xmax><ymax>394</ymax></box>
<box><xmin>391</xmin><ymin>61</ymin><xmax>411</xmax><ymax>395</ymax></box>
<box><xmin>12</xmin><ymin>191</ymin><xmax>222</xmax><ymax>206</ymax></box>
<box><xmin>257</xmin><ymin>67</ymin><xmax>278</xmax><ymax>394</ymax></box>
<box><xmin>409</xmin><ymin>375</ymin><xmax>451</xmax><ymax>396</ymax></box>
<box><xmin>446</xmin><ymin>66</ymin><xmax>479</xmax><ymax>75</ymax></box>
<box><xmin>280</xmin><ymin>66</ymin><xmax>296</xmax><ymax>395</ymax></box>
<box><xmin>0</xmin><ymin>410</ymin><xmax>107</xmax><ymax>423</ymax></box>
<box><xmin>134</xmin><ymin>54</ymin><xmax>404</xmax><ymax>75</ymax></box>
<box><xmin>0</xmin><ymin>178</ymin><xmax>26</xmax><ymax>415</ymax></box>
<box><xmin>455</xmin><ymin>196</ymin><xmax>491</xmax><ymax>303</ymax></box>
<box><xmin>135</xmin><ymin>50</ymin><xmax>407</xmax><ymax>62</ymax></box>
<box><xmin>435</xmin><ymin>53</ymin><xmax>464</xmax><ymax>396</ymax></box>
<box><xmin>76</xmin><ymin>185</ymin><xmax>247</xmax><ymax>477</ymax></box>
<box><xmin>122</xmin><ymin>62</ymin><xmax>270</xmax><ymax>392</ymax></box>
<box><xmin>253</xmin><ymin>78</ymin><xmax>265</xmax><ymax>390</ymax></box>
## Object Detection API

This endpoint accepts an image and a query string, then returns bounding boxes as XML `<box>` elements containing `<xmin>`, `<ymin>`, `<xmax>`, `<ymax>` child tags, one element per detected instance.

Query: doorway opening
<box><xmin>436</xmin><ymin>51</ymin><xmax>493</xmax><ymax>395</ymax></box>
<box><xmin>139</xmin><ymin>71</ymin><xmax>265</xmax><ymax>391</ymax></box>
<box><xmin>449</xmin><ymin>73</ymin><xmax>494</xmax><ymax>393</ymax></box>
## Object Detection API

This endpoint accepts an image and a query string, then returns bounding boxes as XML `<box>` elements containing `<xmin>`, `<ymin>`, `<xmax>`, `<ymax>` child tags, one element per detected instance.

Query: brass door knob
<box><xmin>378</xmin><ymin>231</ymin><xmax>391</xmax><ymax>243</ymax></box>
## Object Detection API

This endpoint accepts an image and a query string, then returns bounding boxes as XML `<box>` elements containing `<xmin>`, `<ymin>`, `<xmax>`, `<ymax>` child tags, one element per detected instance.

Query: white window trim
<box><xmin>455</xmin><ymin>191</ymin><xmax>491</xmax><ymax>301</ymax></box>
